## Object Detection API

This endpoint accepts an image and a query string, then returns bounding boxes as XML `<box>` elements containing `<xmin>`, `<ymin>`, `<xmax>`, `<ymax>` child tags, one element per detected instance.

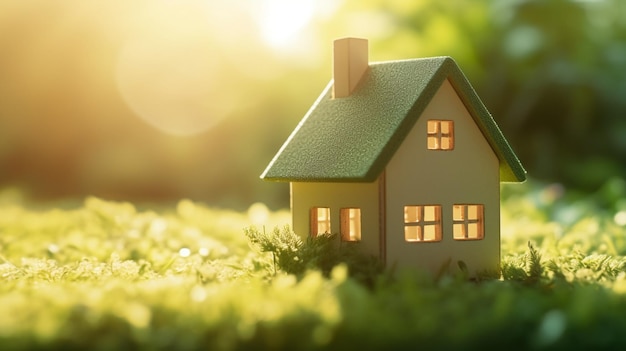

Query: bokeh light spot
<box><xmin>179</xmin><ymin>247</ymin><xmax>191</xmax><ymax>258</ymax></box>
<box><xmin>248</xmin><ymin>202</ymin><xmax>270</xmax><ymax>225</ymax></box>
<box><xmin>116</xmin><ymin>4</ymin><xmax>232</xmax><ymax>136</ymax></box>
<box><xmin>198</xmin><ymin>247</ymin><xmax>210</xmax><ymax>257</ymax></box>
<box><xmin>614</xmin><ymin>211</ymin><xmax>626</xmax><ymax>226</ymax></box>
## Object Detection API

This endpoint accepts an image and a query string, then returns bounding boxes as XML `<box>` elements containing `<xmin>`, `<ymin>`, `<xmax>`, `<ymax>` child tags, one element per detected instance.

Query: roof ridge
<box><xmin>261</xmin><ymin>57</ymin><xmax>526</xmax><ymax>183</ymax></box>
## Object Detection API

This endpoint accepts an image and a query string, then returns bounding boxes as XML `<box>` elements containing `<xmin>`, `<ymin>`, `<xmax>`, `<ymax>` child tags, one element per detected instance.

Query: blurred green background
<box><xmin>1</xmin><ymin>0</ymin><xmax>625</xmax><ymax>210</ymax></box>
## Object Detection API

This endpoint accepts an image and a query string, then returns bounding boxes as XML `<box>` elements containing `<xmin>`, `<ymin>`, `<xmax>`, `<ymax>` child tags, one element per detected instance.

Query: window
<box><xmin>340</xmin><ymin>208</ymin><xmax>361</xmax><ymax>242</ymax></box>
<box><xmin>427</xmin><ymin>120</ymin><xmax>454</xmax><ymax>150</ymax></box>
<box><xmin>404</xmin><ymin>205</ymin><xmax>442</xmax><ymax>242</ymax></box>
<box><xmin>453</xmin><ymin>204</ymin><xmax>484</xmax><ymax>240</ymax></box>
<box><xmin>310</xmin><ymin>207</ymin><xmax>331</xmax><ymax>237</ymax></box>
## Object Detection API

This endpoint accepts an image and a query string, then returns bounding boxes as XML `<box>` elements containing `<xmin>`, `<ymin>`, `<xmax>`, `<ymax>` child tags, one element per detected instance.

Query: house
<box><xmin>261</xmin><ymin>38</ymin><xmax>526</xmax><ymax>275</ymax></box>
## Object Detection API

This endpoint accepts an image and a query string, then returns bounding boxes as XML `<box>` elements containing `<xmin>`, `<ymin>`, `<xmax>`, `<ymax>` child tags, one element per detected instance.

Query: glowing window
<box><xmin>453</xmin><ymin>204</ymin><xmax>484</xmax><ymax>240</ymax></box>
<box><xmin>404</xmin><ymin>205</ymin><xmax>442</xmax><ymax>242</ymax></box>
<box><xmin>310</xmin><ymin>207</ymin><xmax>331</xmax><ymax>237</ymax></box>
<box><xmin>340</xmin><ymin>208</ymin><xmax>361</xmax><ymax>242</ymax></box>
<box><xmin>427</xmin><ymin>120</ymin><xmax>454</xmax><ymax>150</ymax></box>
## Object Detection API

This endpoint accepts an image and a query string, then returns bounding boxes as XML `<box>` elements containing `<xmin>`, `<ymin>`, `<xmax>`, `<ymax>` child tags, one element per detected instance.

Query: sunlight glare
<box><xmin>257</xmin><ymin>0</ymin><xmax>315</xmax><ymax>48</ymax></box>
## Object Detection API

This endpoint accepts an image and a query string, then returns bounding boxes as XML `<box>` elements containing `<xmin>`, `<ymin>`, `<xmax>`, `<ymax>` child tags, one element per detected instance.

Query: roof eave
<box><xmin>442</xmin><ymin>58</ymin><xmax>527</xmax><ymax>184</ymax></box>
<box><xmin>261</xmin><ymin>176</ymin><xmax>377</xmax><ymax>183</ymax></box>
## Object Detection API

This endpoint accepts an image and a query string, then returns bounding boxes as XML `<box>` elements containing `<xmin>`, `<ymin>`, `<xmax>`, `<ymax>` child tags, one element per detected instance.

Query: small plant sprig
<box><xmin>526</xmin><ymin>241</ymin><xmax>543</xmax><ymax>284</ymax></box>
<box><xmin>244</xmin><ymin>226</ymin><xmax>383</xmax><ymax>285</ymax></box>
<box><xmin>244</xmin><ymin>225</ymin><xmax>303</xmax><ymax>275</ymax></box>
<box><xmin>502</xmin><ymin>241</ymin><xmax>545</xmax><ymax>285</ymax></box>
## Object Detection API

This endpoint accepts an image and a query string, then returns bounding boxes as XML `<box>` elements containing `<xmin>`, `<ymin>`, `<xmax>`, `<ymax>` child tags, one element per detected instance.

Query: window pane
<box><xmin>427</xmin><ymin>136</ymin><xmax>439</xmax><ymax>150</ymax></box>
<box><xmin>350</xmin><ymin>219</ymin><xmax>360</xmax><ymax>240</ymax></box>
<box><xmin>468</xmin><ymin>223</ymin><xmax>480</xmax><ymax>239</ymax></box>
<box><xmin>318</xmin><ymin>208</ymin><xmax>328</xmax><ymax>221</ymax></box>
<box><xmin>441</xmin><ymin>121</ymin><xmax>451</xmax><ymax>134</ymax></box>
<box><xmin>424</xmin><ymin>206</ymin><xmax>435</xmax><ymax>222</ymax></box>
<box><xmin>424</xmin><ymin>205</ymin><xmax>441</xmax><ymax>222</ymax></box>
<box><xmin>341</xmin><ymin>208</ymin><xmax>361</xmax><ymax>242</ymax></box>
<box><xmin>405</xmin><ymin>226</ymin><xmax>421</xmax><ymax>242</ymax></box>
<box><xmin>318</xmin><ymin>221</ymin><xmax>330</xmax><ymax>234</ymax></box>
<box><xmin>404</xmin><ymin>206</ymin><xmax>420</xmax><ymax>223</ymax></box>
<box><xmin>427</xmin><ymin>120</ymin><xmax>439</xmax><ymax>134</ymax></box>
<box><xmin>453</xmin><ymin>223</ymin><xmax>465</xmax><ymax>239</ymax></box>
<box><xmin>440</xmin><ymin>138</ymin><xmax>449</xmax><ymax>150</ymax></box>
<box><xmin>423</xmin><ymin>225</ymin><xmax>439</xmax><ymax>241</ymax></box>
<box><xmin>441</xmin><ymin>137</ymin><xmax>452</xmax><ymax>150</ymax></box>
<box><xmin>467</xmin><ymin>205</ymin><xmax>477</xmax><ymax>220</ymax></box>
<box><xmin>453</xmin><ymin>205</ymin><xmax>464</xmax><ymax>221</ymax></box>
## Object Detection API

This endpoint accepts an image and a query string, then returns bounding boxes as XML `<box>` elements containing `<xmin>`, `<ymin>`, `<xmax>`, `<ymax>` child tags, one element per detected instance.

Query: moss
<box><xmin>2</xmin><ymin>182</ymin><xmax>626</xmax><ymax>350</ymax></box>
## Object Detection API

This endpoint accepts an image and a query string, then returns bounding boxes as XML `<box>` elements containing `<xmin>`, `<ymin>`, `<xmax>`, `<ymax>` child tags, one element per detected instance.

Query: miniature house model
<box><xmin>261</xmin><ymin>38</ymin><xmax>526</xmax><ymax>275</ymax></box>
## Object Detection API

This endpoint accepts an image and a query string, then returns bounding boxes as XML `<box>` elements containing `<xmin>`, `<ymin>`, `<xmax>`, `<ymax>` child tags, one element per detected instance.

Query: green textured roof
<box><xmin>261</xmin><ymin>57</ymin><xmax>526</xmax><ymax>183</ymax></box>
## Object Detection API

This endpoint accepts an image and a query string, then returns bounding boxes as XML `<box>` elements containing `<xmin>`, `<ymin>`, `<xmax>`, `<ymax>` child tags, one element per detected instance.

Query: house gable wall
<box><xmin>385</xmin><ymin>79</ymin><xmax>500</xmax><ymax>275</ymax></box>
<box><xmin>291</xmin><ymin>181</ymin><xmax>380</xmax><ymax>258</ymax></box>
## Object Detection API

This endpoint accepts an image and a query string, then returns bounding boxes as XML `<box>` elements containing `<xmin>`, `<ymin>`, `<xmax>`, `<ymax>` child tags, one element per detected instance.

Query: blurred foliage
<box><xmin>2</xmin><ymin>182</ymin><xmax>626</xmax><ymax>349</ymax></box>
<box><xmin>0</xmin><ymin>0</ymin><xmax>625</xmax><ymax>209</ymax></box>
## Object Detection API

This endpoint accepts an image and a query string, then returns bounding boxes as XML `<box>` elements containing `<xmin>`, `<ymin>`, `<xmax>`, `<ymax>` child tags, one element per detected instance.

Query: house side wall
<box><xmin>385</xmin><ymin>79</ymin><xmax>500</xmax><ymax>275</ymax></box>
<box><xmin>291</xmin><ymin>181</ymin><xmax>380</xmax><ymax>258</ymax></box>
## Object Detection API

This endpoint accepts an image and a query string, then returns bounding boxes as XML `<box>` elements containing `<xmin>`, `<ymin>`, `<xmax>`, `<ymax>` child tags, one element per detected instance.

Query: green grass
<box><xmin>2</xmin><ymin>181</ymin><xmax>626</xmax><ymax>350</ymax></box>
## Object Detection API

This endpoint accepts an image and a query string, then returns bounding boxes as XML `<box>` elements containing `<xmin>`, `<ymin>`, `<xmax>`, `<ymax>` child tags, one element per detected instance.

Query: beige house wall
<box><xmin>291</xmin><ymin>181</ymin><xmax>380</xmax><ymax>258</ymax></box>
<box><xmin>385</xmin><ymin>79</ymin><xmax>501</xmax><ymax>275</ymax></box>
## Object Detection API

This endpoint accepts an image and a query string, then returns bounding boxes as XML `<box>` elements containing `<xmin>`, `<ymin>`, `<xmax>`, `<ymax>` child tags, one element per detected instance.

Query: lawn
<box><xmin>2</xmin><ymin>180</ymin><xmax>626</xmax><ymax>350</ymax></box>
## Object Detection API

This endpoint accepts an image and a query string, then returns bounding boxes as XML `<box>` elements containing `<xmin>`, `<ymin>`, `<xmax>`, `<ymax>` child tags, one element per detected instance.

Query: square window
<box><xmin>427</xmin><ymin>120</ymin><xmax>454</xmax><ymax>150</ymax></box>
<box><xmin>452</xmin><ymin>204</ymin><xmax>484</xmax><ymax>240</ymax></box>
<box><xmin>340</xmin><ymin>208</ymin><xmax>361</xmax><ymax>242</ymax></box>
<box><xmin>404</xmin><ymin>205</ymin><xmax>442</xmax><ymax>242</ymax></box>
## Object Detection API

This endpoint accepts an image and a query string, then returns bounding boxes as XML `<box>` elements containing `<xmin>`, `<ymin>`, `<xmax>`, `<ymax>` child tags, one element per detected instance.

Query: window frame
<box><xmin>404</xmin><ymin>205</ymin><xmax>442</xmax><ymax>242</ymax></box>
<box><xmin>310</xmin><ymin>207</ymin><xmax>331</xmax><ymax>237</ymax></box>
<box><xmin>427</xmin><ymin>120</ymin><xmax>454</xmax><ymax>150</ymax></box>
<box><xmin>340</xmin><ymin>208</ymin><xmax>362</xmax><ymax>242</ymax></box>
<box><xmin>452</xmin><ymin>204</ymin><xmax>484</xmax><ymax>240</ymax></box>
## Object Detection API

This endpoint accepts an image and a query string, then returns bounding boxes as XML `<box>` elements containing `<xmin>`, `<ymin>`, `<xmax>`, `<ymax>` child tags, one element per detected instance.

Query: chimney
<box><xmin>332</xmin><ymin>37</ymin><xmax>369</xmax><ymax>98</ymax></box>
